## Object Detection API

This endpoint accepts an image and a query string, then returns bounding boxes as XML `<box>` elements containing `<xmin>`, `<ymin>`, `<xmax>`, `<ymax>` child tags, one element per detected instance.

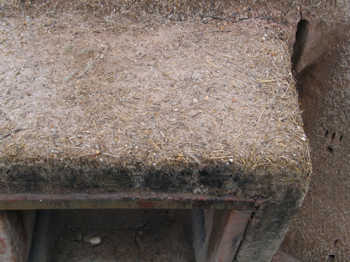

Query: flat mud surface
<box><xmin>0</xmin><ymin>6</ymin><xmax>310</xmax><ymax>195</ymax></box>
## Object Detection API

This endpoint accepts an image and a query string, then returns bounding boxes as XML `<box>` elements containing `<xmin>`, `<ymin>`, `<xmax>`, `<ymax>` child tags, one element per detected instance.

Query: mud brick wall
<box><xmin>283</xmin><ymin>3</ymin><xmax>350</xmax><ymax>261</ymax></box>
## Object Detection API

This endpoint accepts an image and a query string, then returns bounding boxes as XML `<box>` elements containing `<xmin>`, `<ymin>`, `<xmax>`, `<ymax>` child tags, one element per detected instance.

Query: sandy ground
<box><xmin>282</xmin><ymin>27</ymin><xmax>350</xmax><ymax>262</ymax></box>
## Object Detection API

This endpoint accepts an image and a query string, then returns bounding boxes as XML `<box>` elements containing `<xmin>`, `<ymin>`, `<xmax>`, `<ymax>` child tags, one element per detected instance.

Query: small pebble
<box><xmin>84</xmin><ymin>235</ymin><xmax>102</xmax><ymax>246</ymax></box>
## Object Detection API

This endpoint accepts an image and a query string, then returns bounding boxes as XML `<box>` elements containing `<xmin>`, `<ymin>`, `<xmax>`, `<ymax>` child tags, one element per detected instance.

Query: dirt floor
<box><xmin>31</xmin><ymin>210</ymin><xmax>194</xmax><ymax>262</ymax></box>
<box><xmin>30</xmin><ymin>210</ymin><xmax>297</xmax><ymax>262</ymax></box>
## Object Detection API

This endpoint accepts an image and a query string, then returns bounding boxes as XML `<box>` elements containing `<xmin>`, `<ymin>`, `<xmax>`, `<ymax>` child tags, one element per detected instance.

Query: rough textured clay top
<box><xmin>0</xmin><ymin>1</ymin><xmax>311</xmax><ymax>199</ymax></box>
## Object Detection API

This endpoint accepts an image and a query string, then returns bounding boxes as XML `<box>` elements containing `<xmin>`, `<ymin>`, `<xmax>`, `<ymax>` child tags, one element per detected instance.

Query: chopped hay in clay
<box><xmin>0</xmin><ymin>1</ymin><xmax>311</xmax><ymax>203</ymax></box>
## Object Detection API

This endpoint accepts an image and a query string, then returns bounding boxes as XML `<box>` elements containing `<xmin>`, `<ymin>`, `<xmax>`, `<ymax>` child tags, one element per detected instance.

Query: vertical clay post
<box><xmin>192</xmin><ymin>208</ymin><xmax>251</xmax><ymax>262</ymax></box>
<box><xmin>235</xmin><ymin>188</ymin><xmax>305</xmax><ymax>262</ymax></box>
<box><xmin>192</xmin><ymin>186</ymin><xmax>305</xmax><ymax>262</ymax></box>
<box><xmin>0</xmin><ymin>211</ymin><xmax>33</xmax><ymax>262</ymax></box>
